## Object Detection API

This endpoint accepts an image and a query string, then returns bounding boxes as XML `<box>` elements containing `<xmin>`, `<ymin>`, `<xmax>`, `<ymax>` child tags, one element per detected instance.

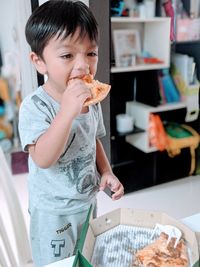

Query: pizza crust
<box><xmin>82</xmin><ymin>74</ymin><xmax>111</xmax><ymax>106</ymax></box>
<box><xmin>132</xmin><ymin>232</ymin><xmax>189</xmax><ymax>267</ymax></box>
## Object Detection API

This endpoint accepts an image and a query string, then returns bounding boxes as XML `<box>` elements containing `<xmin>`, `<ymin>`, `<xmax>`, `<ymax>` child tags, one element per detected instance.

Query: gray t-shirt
<box><xmin>18</xmin><ymin>86</ymin><xmax>106</xmax><ymax>215</ymax></box>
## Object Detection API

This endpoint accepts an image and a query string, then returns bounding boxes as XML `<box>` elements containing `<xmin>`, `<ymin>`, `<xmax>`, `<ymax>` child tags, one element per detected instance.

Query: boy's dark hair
<box><xmin>25</xmin><ymin>0</ymin><xmax>98</xmax><ymax>57</ymax></box>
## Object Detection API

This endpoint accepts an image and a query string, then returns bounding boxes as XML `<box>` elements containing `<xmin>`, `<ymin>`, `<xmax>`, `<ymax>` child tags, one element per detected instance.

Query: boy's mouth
<box><xmin>68</xmin><ymin>74</ymin><xmax>110</xmax><ymax>106</ymax></box>
<box><xmin>69</xmin><ymin>73</ymin><xmax>92</xmax><ymax>81</ymax></box>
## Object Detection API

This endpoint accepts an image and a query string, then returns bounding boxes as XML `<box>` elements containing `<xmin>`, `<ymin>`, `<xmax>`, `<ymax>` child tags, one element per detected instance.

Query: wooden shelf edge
<box><xmin>111</xmin><ymin>63</ymin><xmax>169</xmax><ymax>73</ymax></box>
<box><xmin>111</xmin><ymin>17</ymin><xmax>170</xmax><ymax>23</ymax></box>
<box><xmin>127</xmin><ymin>101</ymin><xmax>187</xmax><ymax>113</ymax></box>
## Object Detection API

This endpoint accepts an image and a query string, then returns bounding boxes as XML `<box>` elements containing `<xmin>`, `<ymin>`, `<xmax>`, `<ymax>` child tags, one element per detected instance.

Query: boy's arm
<box><xmin>96</xmin><ymin>138</ymin><xmax>124</xmax><ymax>200</ymax></box>
<box><xmin>28</xmin><ymin>79</ymin><xmax>91</xmax><ymax>168</ymax></box>
<box><xmin>28</xmin><ymin>111</ymin><xmax>73</xmax><ymax>168</ymax></box>
<box><xmin>96</xmin><ymin>138</ymin><xmax>113</xmax><ymax>174</ymax></box>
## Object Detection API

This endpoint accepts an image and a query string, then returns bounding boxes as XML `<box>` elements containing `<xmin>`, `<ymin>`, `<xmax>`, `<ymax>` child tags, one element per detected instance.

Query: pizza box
<box><xmin>181</xmin><ymin>213</ymin><xmax>200</xmax><ymax>255</ymax></box>
<box><xmin>45</xmin><ymin>207</ymin><xmax>200</xmax><ymax>267</ymax></box>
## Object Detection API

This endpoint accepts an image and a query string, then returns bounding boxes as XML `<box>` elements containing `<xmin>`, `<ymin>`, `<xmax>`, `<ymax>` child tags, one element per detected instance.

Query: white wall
<box><xmin>0</xmin><ymin>0</ymin><xmax>90</xmax><ymax>100</ymax></box>
<box><xmin>0</xmin><ymin>0</ymin><xmax>16</xmax><ymax>56</ymax></box>
<box><xmin>0</xmin><ymin>0</ymin><xmax>38</xmax><ymax>99</ymax></box>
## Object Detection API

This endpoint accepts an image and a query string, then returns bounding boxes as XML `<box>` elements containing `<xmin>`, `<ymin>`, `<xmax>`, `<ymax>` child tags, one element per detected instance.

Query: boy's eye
<box><xmin>88</xmin><ymin>52</ymin><xmax>98</xmax><ymax>57</ymax></box>
<box><xmin>61</xmin><ymin>54</ymin><xmax>73</xmax><ymax>59</ymax></box>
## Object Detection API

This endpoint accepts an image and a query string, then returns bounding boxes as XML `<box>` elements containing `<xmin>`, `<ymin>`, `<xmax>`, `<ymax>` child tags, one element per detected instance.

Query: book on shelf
<box><xmin>158</xmin><ymin>73</ymin><xmax>167</xmax><ymax>105</ymax></box>
<box><xmin>159</xmin><ymin>69</ymin><xmax>181</xmax><ymax>103</ymax></box>
<box><xmin>172</xmin><ymin>53</ymin><xmax>195</xmax><ymax>87</ymax></box>
<box><xmin>171</xmin><ymin>53</ymin><xmax>199</xmax><ymax>122</ymax></box>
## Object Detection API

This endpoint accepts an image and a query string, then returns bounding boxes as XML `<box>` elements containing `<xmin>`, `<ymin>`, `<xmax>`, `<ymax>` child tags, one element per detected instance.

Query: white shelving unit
<box><xmin>111</xmin><ymin>17</ymin><xmax>171</xmax><ymax>72</ymax></box>
<box><xmin>125</xmin><ymin>101</ymin><xmax>187</xmax><ymax>152</ymax></box>
<box><xmin>111</xmin><ymin>63</ymin><xmax>169</xmax><ymax>73</ymax></box>
<box><xmin>111</xmin><ymin>16</ymin><xmax>172</xmax><ymax>153</ymax></box>
<box><xmin>126</xmin><ymin>132</ymin><xmax>157</xmax><ymax>153</ymax></box>
<box><xmin>109</xmin><ymin>1</ymin><xmax>200</xmax><ymax>188</ymax></box>
<box><xmin>126</xmin><ymin>101</ymin><xmax>186</xmax><ymax>130</ymax></box>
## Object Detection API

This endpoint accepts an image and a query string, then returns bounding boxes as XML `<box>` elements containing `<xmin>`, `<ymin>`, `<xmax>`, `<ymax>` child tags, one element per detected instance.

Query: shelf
<box><xmin>126</xmin><ymin>132</ymin><xmax>157</xmax><ymax>153</ymax></box>
<box><xmin>111</xmin><ymin>126</ymin><xmax>144</xmax><ymax>139</ymax></box>
<box><xmin>111</xmin><ymin>63</ymin><xmax>169</xmax><ymax>73</ymax></box>
<box><xmin>127</xmin><ymin>101</ymin><xmax>186</xmax><ymax>113</ymax></box>
<box><xmin>111</xmin><ymin>15</ymin><xmax>171</xmax><ymax>71</ymax></box>
<box><xmin>174</xmin><ymin>40</ymin><xmax>200</xmax><ymax>45</ymax></box>
<box><xmin>111</xmin><ymin>17</ymin><xmax>170</xmax><ymax>23</ymax></box>
<box><xmin>111</xmin><ymin>159</ymin><xmax>135</xmax><ymax>168</ymax></box>
<box><xmin>125</xmin><ymin>101</ymin><xmax>187</xmax><ymax>152</ymax></box>
<box><xmin>126</xmin><ymin>101</ymin><xmax>187</xmax><ymax>130</ymax></box>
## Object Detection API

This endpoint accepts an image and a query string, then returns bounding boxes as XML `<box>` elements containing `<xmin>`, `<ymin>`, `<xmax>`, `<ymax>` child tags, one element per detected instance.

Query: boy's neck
<box><xmin>42</xmin><ymin>83</ymin><xmax>62</xmax><ymax>103</ymax></box>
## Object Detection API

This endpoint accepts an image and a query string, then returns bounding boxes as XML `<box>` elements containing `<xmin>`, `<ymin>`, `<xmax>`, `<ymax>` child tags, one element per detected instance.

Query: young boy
<box><xmin>18</xmin><ymin>1</ymin><xmax>124</xmax><ymax>266</ymax></box>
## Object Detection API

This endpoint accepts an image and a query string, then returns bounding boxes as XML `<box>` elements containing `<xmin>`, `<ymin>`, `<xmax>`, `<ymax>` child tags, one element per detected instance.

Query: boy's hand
<box><xmin>60</xmin><ymin>79</ymin><xmax>91</xmax><ymax>118</ymax></box>
<box><xmin>99</xmin><ymin>172</ymin><xmax>124</xmax><ymax>200</ymax></box>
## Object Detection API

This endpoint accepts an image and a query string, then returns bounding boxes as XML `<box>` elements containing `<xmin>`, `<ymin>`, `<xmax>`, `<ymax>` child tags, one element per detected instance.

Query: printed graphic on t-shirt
<box><xmin>32</xmin><ymin>95</ymin><xmax>56</xmax><ymax>123</ymax></box>
<box><xmin>59</xmin><ymin>150</ymin><xmax>100</xmax><ymax>195</ymax></box>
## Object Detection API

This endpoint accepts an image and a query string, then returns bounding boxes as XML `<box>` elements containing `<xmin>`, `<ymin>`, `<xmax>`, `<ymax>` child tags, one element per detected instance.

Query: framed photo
<box><xmin>113</xmin><ymin>29</ymin><xmax>141</xmax><ymax>67</ymax></box>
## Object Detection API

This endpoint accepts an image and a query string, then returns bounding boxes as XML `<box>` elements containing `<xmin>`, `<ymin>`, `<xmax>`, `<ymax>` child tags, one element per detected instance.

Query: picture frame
<box><xmin>113</xmin><ymin>29</ymin><xmax>141</xmax><ymax>67</ymax></box>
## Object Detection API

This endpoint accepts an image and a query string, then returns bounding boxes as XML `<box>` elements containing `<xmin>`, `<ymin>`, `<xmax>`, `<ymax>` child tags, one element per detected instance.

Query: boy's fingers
<box><xmin>110</xmin><ymin>182</ymin><xmax>120</xmax><ymax>192</ymax></box>
<box><xmin>112</xmin><ymin>191</ymin><xmax>123</xmax><ymax>200</ymax></box>
<box><xmin>110</xmin><ymin>179</ymin><xmax>122</xmax><ymax>192</ymax></box>
<box><xmin>111</xmin><ymin>185</ymin><xmax>124</xmax><ymax>200</ymax></box>
<box><xmin>99</xmin><ymin>186</ymin><xmax>105</xmax><ymax>191</ymax></box>
<box><xmin>99</xmin><ymin>180</ymin><xmax>107</xmax><ymax>191</ymax></box>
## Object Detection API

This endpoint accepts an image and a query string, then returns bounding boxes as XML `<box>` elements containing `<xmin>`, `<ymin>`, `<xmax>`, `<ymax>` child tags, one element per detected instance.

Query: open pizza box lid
<box><xmin>45</xmin><ymin>207</ymin><xmax>200</xmax><ymax>267</ymax></box>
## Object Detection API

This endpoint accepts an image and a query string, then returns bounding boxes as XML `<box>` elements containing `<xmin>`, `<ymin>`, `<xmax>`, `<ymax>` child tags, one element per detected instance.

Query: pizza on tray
<box><xmin>132</xmin><ymin>232</ymin><xmax>189</xmax><ymax>267</ymax></box>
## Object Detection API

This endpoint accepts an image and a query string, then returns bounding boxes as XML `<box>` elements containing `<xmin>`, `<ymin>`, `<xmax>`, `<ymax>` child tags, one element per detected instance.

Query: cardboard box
<box><xmin>45</xmin><ymin>207</ymin><xmax>200</xmax><ymax>267</ymax></box>
<box><xmin>181</xmin><ymin>213</ymin><xmax>200</xmax><ymax>254</ymax></box>
<box><xmin>81</xmin><ymin>208</ymin><xmax>199</xmax><ymax>267</ymax></box>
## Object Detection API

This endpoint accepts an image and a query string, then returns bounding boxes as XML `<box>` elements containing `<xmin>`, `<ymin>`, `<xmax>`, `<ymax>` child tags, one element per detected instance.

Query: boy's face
<box><xmin>32</xmin><ymin>28</ymin><xmax>98</xmax><ymax>93</ymax></box>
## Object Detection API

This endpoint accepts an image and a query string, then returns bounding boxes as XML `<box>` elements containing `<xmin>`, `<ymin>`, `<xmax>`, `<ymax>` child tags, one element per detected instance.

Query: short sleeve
<box><xmin>95</xmin><ymin>103</ymin><xmax>106</xmax><ymax>139</ymax></box>
<box><xmin>18</xmin><ymin>93</ymin><xmax>54</xmax><ymax>151</ymax></box>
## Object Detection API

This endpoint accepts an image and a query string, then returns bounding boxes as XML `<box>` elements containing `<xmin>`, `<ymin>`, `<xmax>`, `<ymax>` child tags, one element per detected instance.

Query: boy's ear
<box><xmin>30</xmin><ymin>52</ymin><xmax>47</xmax><ymax>75</ymax></box>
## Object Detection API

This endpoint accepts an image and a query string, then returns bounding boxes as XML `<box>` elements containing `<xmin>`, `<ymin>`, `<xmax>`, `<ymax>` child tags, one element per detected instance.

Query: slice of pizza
<box><xmin>132</xmin><ymin>232</ymin><xmax>189</xmax><ymax>267</ymax></box>
<box><xmin>82</xmin><ymin>74</ymin><xmax>111</xmax><ymax>106</ymax></box>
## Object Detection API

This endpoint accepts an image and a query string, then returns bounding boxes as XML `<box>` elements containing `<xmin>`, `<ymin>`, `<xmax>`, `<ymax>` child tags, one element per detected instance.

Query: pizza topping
<box><xmin>68</xmin><ymin>74</ymin><xmax>111</xmax><ymax>106</ymax></box>
<box><xmin>82</xmin><ymin>74</ymin><xmax>93</xmax><ymax>83</ymax></box>
<box><xmin>133</xmin><ymin>232</ymin><xmax>189</xmax><ymax>267</ymax></box>
<box><xmin>82</xmin><ymin>74</ymin><xmax>111</xmax><ymax>106</ymax></box>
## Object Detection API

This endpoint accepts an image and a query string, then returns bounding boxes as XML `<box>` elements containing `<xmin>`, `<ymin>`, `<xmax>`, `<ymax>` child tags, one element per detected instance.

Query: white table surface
<box><xmin>181</xmin><ymin>213</ymin><xmax>200</xmax><ymax>232</ymax></box>
<box><xmin>44</xmin><ymin>256</ymin><xmax>75</xmax><ymax>267</ymax></box>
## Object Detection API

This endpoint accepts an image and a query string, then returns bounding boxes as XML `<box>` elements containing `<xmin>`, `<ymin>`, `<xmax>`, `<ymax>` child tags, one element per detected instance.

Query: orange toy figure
<box><xmin>148</xmin><ymin>113</ymin><xmax>169</xmax><ymax>151</ymax></box>
<box><xmin>149</xmin><ymin>114</ymin><xmax>200</xmax><ymax>175</ymax></box>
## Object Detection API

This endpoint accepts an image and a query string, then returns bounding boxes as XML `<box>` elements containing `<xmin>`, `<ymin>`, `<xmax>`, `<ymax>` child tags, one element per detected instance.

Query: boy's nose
<box><xmin>74</xmin><ymin>55</ymin><xmax>89</xmax><ymax>74</ymax></box>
